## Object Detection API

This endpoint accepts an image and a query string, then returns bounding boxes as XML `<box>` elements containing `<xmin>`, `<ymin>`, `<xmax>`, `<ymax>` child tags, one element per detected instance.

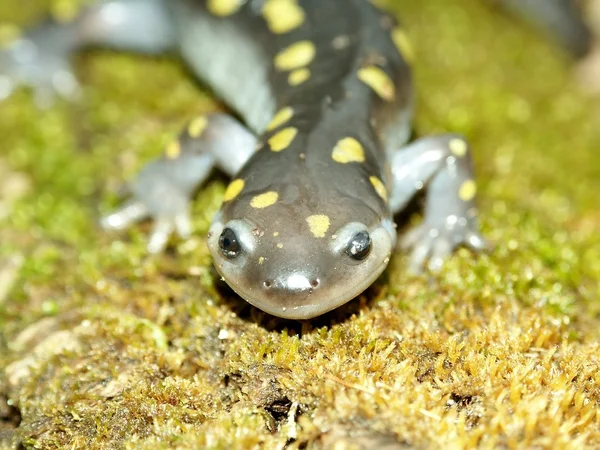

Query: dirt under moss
<box><xmin>1</xmin><ymin>0</ymin><xmax>599</xmax><ymax>449</ymax></box>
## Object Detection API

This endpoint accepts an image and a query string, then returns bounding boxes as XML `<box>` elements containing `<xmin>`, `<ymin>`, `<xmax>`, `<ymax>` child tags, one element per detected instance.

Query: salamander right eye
<box><xmin>219</xmin><ymin>228</ymin><xmax>242</xmax><ymax>258</ymax></box>
<box><xmin>346</xmin><ymin>231</ymin><xmax>372</xmax><ymax>260</ymax></box>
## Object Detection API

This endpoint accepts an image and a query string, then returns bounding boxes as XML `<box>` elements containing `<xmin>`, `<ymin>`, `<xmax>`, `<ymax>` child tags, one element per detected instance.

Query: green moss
<box><xmin>1</xmin><ymin>0</ymin><xmax>599</xmax><ymax>448</ymax></box>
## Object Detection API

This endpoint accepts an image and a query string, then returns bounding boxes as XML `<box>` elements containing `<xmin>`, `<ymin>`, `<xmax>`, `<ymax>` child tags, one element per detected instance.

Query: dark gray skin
<box><xmin>0</xmin><ymin>0</ymin><xmax>490</xmax><ymax>319</ymax></box>
<box><xmin>491</xmin><ymin>0</ymin><xmax>592</xmax><ymax>57</ymax></box>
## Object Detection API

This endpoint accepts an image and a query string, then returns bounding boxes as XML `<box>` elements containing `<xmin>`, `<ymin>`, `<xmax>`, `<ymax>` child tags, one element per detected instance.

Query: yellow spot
<box><xmin>332</xmin><ymin>137</ymin><xmax>365</xmax><ymax>164</ymax></box>
<box><xmin>459</xmin><ymin>180</ymin><xmax>477</xmax><ymax>202</ymax></box>
<box><xmin>332</xmin><ymin>35</ymin><xmax>350</xmax><ymax>50</ymax></box>
<box><xmin>251</xmin><ymin>191</ymin><xmax>279</xmax><ymax>209</ymax></box>
<box><xmin>391</xmin><ymin>27</ymin><xmax>414</xmax><ymax>62</ymax></box>
<box><xmin>370</xmin><ymin>176</ymin><xmax>388</xmax><ymax>202</ymax></box>
<box><xmin>268</xmin><ymin>127</ymin><xmax>298</xmax><ymax>152</ymax></box>
<box><xmin>188</xmin><ymin>116</ymin><xmax>208</xmax><ymax>138</ymax></box>
<box><xmin>449</xmin><ymin>138</ymin><xmax>468</xmax><ymax>157</ymax></box>
<box><xmin>207</xmin><ymin>0</ymin><xmax>244</xmax><ymax>17</ymax></box>
<box><xmin>51</xmin><ymin>0</ymin><xmax>80</xmax><ymax>23</ymax></box>
<box><xmin>258</xmin><ymin>257</ymin><xmax>265</xmax><ymax>265</ymax></box>
<box><xmin>277</xmin><ymin>243</ymin><xmax>284</xmax><ymax>249</ymax></box>
<box><xmin>262</xmin><ymin>0</ymin><xmax>305</xmax><ymax>34</ymax></box>
<box><xmin>306</xmin><ymin>215</ymin><xmax>331</xmax><ymax>238</ymax></box>
<box><xmin>165</xmin><ymin>140</ymin><xmax>181</xmax><ymax>159</ymax></box>
<box><xmin>369</xmin><ymin>0</ymin><xmax>388</xmax><ymax>8</ymax></box>
<box><xmin>223</xmin><ymin>179</ymin><xmax>245</xmax><ymax>202</ymax></box>
<box><xmin>0</xmin><ymin>24</ymin><xmax>21</xmax><ymax>48</ymax></box>
<box><xmin>357</xmin><ymin>66</ymin><xmax>396</xmax><ymax>101</ymax></box>
<box><xmin>273</xmin><ymin>232</ymin><xmax>280</xmax><ymax>237</ymax></box>
<box><xmin>266</xmin><ymin>107</ymin><xmax>294</xmax><ymax>131</ymax></box>
<box><xmin>288</xmin><ymin>68</ymin><xmax>311</xmax><ymax>86</ymax></box>
<box><xmin>274</xmin><ymin>41</ymin><xmax>316</xmax><ymax>71</ymax></box>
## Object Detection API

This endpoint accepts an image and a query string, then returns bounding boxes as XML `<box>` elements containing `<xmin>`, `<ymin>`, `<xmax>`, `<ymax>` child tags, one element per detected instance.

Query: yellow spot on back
<box><xmin>0</xmin><ymin>24</ymin><xmax>21</xmax><ymax>48</ymax></box>
<box><xmin>258</xmin><ymin>256</ymin><xmax>265</xmax><ymax>265</ymax></box>
<box><xmin>288</xmin><ymin>68</ymin><xmax>311</xmax><ymax>86</ymax></box>
<box><xmin>223</xmin><ymin>179</ymin><xmax>245</xmax><ymax>202</ymax></box>
<box><xmin>306</xmin><ymin>215</ymin><xmax>331</xmax><ymax>238</ymax></box>
<box><xmin>274</xmin><ymin>41</ymin><xmax>316</xmax><ymax>71</ymax></box>
<box><xmin>370</xmin><ymin>176</ymin><xmax>388</xmax><ymax>202</ymax></box>
<box><xmin>459</xmin><ymin>180</ymin><xmax>477</xmax><ymax>202</ymax></box>
<box><xmin>165</xmin><ymin>140</ymin><xmax>181</xmax><ymax>159</ymax></box>
<box><xmin>369</xmin><ymin>0</ymin><xmax>388</xmax><ymax>8</ymax></box>
<box><xmin>188</xmin><ymin>116</ymin><xmax>208</xmax><ymax>138</ymax></box>
<box><xmin>262</xmin><ymin>0</ymin><xmax>305</xmax><ymax>34</ymax></box>
<box><xmin>51</xmin><ymin>2</ymin><xmax>80</xmax><ymax>23</ymax></box>
<box><xmin>357</xmin><ymin>66</ymin><xmax>396</xmax><ymax>101</ymax></box>
<box><xmin>266</xmin><ymin>107</ymin><xmax>294</xmax><ymax>131</ymax></box>
<box><xmin>273</xmin><ymin>231</ymin><xmax>280</xmax><ymax>237</ymax></box>
<box><xmin>207</xmin><ymin>0</ymin><xmax>244</xmax><ymax>17</ymax></box>
<box><xmin>268</xmin><ymin>127</ymin><xmax>298</xmax><ymax>152</ymax></box>
<box><xmin>332</xmin><ymin>137</ymin><xmax>366</xmax><ymax>164</ymax></box>
<box><xmin>277</xmin><ymin>243</ymin><xmax>284</xmax><ymax>249</ymax></box>
<box><xmin>391</xmin><ymin>27</ymin><xmax>414</xmax><ymax>62</ymax></box>
<box><xmin>449</xmin><ymin>138</ymin><xmax>468</xmax><ymax>157</ymax></box>
<box><xmin>251</xmin><ymin>191</ymin><xmax>279</xmax><ymax>209</ymax></box>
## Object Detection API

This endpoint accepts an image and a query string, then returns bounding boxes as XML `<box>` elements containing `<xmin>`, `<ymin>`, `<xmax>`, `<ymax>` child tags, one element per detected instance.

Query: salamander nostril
<box><xmin>310</xmin><ymin>279</ymin><xmax>320</xmax><ymax>288</ymax></box>
<box><xmin>263</xmin><ymin>280</ymin><xmax>273</xmax><ymax>289</ymax></box>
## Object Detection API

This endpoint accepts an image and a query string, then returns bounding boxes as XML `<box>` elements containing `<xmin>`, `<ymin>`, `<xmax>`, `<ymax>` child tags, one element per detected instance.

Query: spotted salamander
<box><xmin>1</xmin><ymin>0</ymin><xmax>490</xmax><ymax>319</ymax></box>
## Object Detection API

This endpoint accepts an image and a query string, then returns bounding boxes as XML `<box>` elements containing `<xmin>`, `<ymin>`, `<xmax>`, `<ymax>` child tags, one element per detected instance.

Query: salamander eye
<box><xmin>346</xmin><ymin>231</ymin><xmax>372</xmax><ymax>260</ymax></box>
<box><xmin>219</xmin><ymin>228</ymin><xmax>242</xmax><ymax>258</ymax></box>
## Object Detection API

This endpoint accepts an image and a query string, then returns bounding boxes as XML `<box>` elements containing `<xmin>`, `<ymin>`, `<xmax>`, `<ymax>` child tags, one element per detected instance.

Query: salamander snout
<box><xmin>263</xmin><ymin>276</ymin><xmax>320</xmax><ymax>291</ymax></box>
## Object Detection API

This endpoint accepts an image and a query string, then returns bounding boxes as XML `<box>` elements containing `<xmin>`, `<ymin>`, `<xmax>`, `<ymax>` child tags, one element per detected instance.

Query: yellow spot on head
<box><xmin>459</xmin><ymin>180</ymin><xmax>477</xmax><ymax>202</ymax></box>
<box><xmin>165</xmin><ymin>140</ymin><xmax>181</xmax><ymax>159</ymax></box>
<box><xmin>288</xmin><ymin>68</ymin><xmax>311</xmax><ymax>86</ymax></box>
<box><xmin>391</xmin><ymin>27</ymin><xmax>414</xmax><ymax>62</ymax></box>
<box><xmin>306</xmin><ymin>215</ymin><xmax>331</xmax><ymax>238</ymax></box>
<box><xmin>370</xmin><ymin>176</ymin><xmax>388</xmax><ymax>202</ymax></box>
<box><xmin>357</xmin><ymin>66</ymin><xmax>396</xmax><ymax>101</ymax></box>
<box><xmin>268</xmin><ymin>127</ymin><xmax>298</xmax><ymax>152</ymax></box>
<box><xmin>207</xmin><ymin>0</ymin><xmax>244</xmax><ymax>17</ymax></box>
<box><xmin>332</xmin><ymin>35</ymin><xmax>350</xmax><ymax>50</ymax></box>
<box><xmin>223</xmin><ymin>179</ymin><xmax>245</xmax><ymax>202</ymax></box>
<box><xmin>266</xmin><ymin>106</ymin><xmax>294</xmax><ymax>131</ymax></box>
<box><xmin>251</xmin><ymin>191</ymin><xmax>279</xmax><ymax>209</ymax></box>
<box><xmin>262</xmin><ymin>0</ymin><xmax>305</xmax><ymax>34</ymax></box>
<box><xmin>188</xmin><ymin>116</ymin><xmax>208</xmax><ymax>138</ymax></box>
<box><xmin>332</xmin><ymin>137</ymin><xmax>366</xmax><ymax>164</ymax></box>
<box><xmin>274</xmin><ymin>40</ymin><xmax>316</xmax><ymax>71</ymax></box>
<box><xmin>449</xmin><ymin>138</ymin><xmax>468</xmax><ymax>157</ymax></box>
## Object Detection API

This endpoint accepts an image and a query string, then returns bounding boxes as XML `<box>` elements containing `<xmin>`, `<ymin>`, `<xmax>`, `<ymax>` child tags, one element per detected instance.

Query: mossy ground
<box><xmin>1</xmin><ymin>0</ymin><xmax>599</xmax><ymax>449</ymax></box>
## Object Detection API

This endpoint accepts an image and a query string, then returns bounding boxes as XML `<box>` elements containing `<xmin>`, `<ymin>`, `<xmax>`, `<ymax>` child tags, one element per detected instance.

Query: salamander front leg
<box><xmin>101</xmin><ymin>114</ymin><xmax>257</xmax><ymax>253</ymax></box>
<box><xmin>390</xmin><ymin>134</ymin><xmax>487</xmax><ymax>273</ymax></box>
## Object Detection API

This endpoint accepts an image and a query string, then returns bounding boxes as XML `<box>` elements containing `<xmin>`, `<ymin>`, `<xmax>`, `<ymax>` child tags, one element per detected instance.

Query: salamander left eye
<box><xmin>219</xmin><ymin>228</ymin><xmax>242</xmax><ymax>259</ymax></box>
<box><xmin>346</xmin><ymin>231</ymin><xmax>372</xmax><ymax>260</ymax></box>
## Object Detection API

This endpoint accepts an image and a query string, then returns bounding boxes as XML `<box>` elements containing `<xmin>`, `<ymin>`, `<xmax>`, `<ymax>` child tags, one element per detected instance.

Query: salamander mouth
<box><xmin>222</xmin><ymin>254</ymin><xmax>391</xmax><ymax>320</ymax></box>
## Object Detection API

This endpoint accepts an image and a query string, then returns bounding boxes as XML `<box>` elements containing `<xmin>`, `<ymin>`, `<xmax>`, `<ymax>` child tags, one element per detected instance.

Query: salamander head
<box><xmin>207</xmin><ymin>183</ymin><xmax>395</xmax><ymax>319</ymax></box>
